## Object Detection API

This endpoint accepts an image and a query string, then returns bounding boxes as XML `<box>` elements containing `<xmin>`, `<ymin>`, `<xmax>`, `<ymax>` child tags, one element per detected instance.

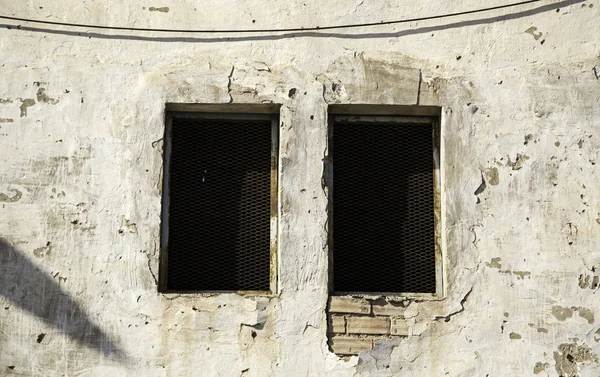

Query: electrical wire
<box><xmin>0</xmin><ymin>0</ymin><xmax>542</xmax><ymax>34</ymax></box>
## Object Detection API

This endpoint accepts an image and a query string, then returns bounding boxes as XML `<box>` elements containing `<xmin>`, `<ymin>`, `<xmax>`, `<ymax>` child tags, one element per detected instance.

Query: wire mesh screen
<box><xmin>165</xmin><ymin>114</ymin><xmax>273</xmax><ymax>291</ymax></box>
<box><xmin>331</xmin><ymin>118</ymin><xmax>436</xmax><ymax>293</ymax></box>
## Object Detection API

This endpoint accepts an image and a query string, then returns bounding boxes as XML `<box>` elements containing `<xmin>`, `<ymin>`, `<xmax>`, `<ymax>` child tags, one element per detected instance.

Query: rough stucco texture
<box><xmin>1</xmin><ymin>0</ymin><xmax>600</xmax><ymax>376</ymax></box>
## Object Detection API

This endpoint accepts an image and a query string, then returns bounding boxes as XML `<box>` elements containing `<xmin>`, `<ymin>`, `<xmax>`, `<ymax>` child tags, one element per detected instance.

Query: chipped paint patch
<box><xmin>579</xmin><ymin>273</ymin><xmax>591</xmax><ymax>288</ymax></box>
<box><xmin>554</xmin><ymin>343</ymin><xmax>598</xmax><ymax>377</ymax></box>
<box><xmin>565</xmin><ymin>222</ymin><xmax>578</xmax><ymax>245</ymax></box>
<box><xmin>512</xmin><ymin>271</ymin><xmax>531</xmax><ymax>279</ymax></box>
<box><xmin>149</xmin><ymin>6</ymin><xmax>169</xmax><ymax>12</ymax></box>
<box><xmin>36</xmin><ymin>88</ymin><xmax>59</xmax><ymax>104</ymax></box>
<box><xmin>533</xmin><ymin>362</ymin><xmax>549</xmax><ymax>374</ymax></box>
<box><xmin>499</xmin><ymin>270</ymin><xmax>531</xmax><ymax>279</ymax></box>
<box><xmin>119</xmin><ymin>218</ymin><xmax>138</xmax><ymax>235</ymax></box>
<box><xmin>525</xmin><ymin>26</ymin><xmax>543</xmax><ymax>40</ymax></box>
<box><xmin>507</xmin><ymin>153</ymin><xmax>530</xmax><ymax>170</ymax></box>
<box><xmin>552</xmin><ymin>306</ymin><xmax>574</xmax><ymax>321</ymax></box>
<box><xmin>576</xmin><ymin>307</ymin><xmax>595</xmax><ymax>324</ymax></box>
<box><xmin>33</xmin><ymin>241</ymin><xmax>52</xmax><ymax>258</ymax></box>
<box><xmin>19</xmin><ymin>98</ymin><xmax>35</xmax><ymax>117</ymax></box>
<box><xmin>71</xmin><ymin>219</ymin><xmax>97</xmax><ymax>233</ymax></box>
<box><xmin>0</xmin><ymin>189</ymin><xmax>22</xmax><ymax>202</ymax></box>
<box><xmin>484</xmin><ymin>167</ymin><xmax>499</xmax><ymax>185</ymax></box>
<box><xmin>0</xmin><ymin>118</ymin><xmax>13</xmax><ymax>123</ymax></box>
<box><xmin>486</xmin><ymin>257</ymin><xmax>502</xmax><ymax>269</ymax></box>
<box><xmin>552</xmin><ymin>306</ymin><xmax>594</xmax><ymax>323</ymax></box>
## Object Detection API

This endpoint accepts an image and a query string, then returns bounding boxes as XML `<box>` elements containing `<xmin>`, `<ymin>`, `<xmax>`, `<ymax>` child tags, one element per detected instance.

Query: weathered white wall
<box><xmin>1</xmin><ymin>0</ymin><xmax>599</xmax><ymax>375</ymax></box>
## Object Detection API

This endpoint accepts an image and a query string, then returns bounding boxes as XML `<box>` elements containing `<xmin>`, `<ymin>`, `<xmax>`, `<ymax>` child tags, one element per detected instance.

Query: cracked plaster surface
<box><xmin>1</xmin><ymin>0</ymin><xmax>600</xmax><ymax>375</ymax></box>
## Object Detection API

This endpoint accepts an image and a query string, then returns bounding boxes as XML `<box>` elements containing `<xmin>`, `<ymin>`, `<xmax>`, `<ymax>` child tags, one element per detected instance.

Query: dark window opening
<box><xmin>329</xmin><ymin>115</ymin><xmax>440</xmax><ymax>294</ymax></box>
<box><xmin>160</xmin><ymin>112</ymin><xmax>278</xmax><ymax>293</ymax></box>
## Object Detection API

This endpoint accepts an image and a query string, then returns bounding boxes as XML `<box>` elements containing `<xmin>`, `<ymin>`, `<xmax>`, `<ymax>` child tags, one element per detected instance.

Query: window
<box><xmin>328</xmin><ymin>109</ymin><xmax>442</xmax><ymax>295</ymax></box>
<box><xmin>159</xmin><ymin>109</ymin><xmax>279</xmax><ymax>293</ymax></box>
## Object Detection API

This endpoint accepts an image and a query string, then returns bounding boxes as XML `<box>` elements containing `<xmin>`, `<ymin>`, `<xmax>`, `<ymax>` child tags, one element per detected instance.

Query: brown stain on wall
<box><xmin>149</xmin><ymin>6</ymin><xmax>169</xmax><ymax>12</ymax></box>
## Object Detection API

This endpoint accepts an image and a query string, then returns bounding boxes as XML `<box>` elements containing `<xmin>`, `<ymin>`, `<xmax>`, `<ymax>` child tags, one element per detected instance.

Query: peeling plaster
<box><xmin>0</xmin><ymin>1</ymin><xmax>599</xmax><ymax>375</ymax></box>
<box><xmin>554</xmin><ymin>343</ymin><xmax>598</xmax><ymax>377</ymax></box>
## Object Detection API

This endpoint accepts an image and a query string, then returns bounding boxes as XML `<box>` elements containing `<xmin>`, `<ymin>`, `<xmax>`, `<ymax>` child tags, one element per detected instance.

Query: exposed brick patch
<box><xmin>328</xmin><ymin>315</ymin><xmax>346</xmax><ymax>333</ymax></box>
<box><xmin>327</xmin><ymin>296</ymin><xmax>411</xmax><ymax>355</ymax></box>
<box><xmin>391</xmin><ymin>318</ymin><xmax>410</xmax><ymax>336</ymax></box>
<box><xmin>372</xmin><ymin>301</ymin><xmax>406</xmax><ymax>316</ymax></box>
<box><xmin>329</xmin><ymin>336</ymin><xmax>373</xmax><ymax>355</ymax></box>
<box><xmin>347</xmin><ymin>316</ymin><xmax>390</xmax><ymax>335</ymax></box>
<box><xmin>329</xmin><ymin>296</ymin><xmax>371</xmax><ymax>314</ymax></box>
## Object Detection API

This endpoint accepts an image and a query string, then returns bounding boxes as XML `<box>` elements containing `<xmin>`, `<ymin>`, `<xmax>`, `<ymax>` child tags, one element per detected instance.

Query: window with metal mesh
<box><xmin>330</xmin><ymin>116</ymin><xmax>438</xmax><ymax>294</ymax></box>
<box><xmin>161</xmin><ymin>112</ymin><xmax>277</xmax><ymax>292</ymax></box>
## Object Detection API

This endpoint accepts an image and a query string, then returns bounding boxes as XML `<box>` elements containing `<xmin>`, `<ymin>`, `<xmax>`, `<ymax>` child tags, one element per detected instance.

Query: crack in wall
<box><xmin>227</xmin><ymin>66</ymin><xmax>235</xmax><ymax>103</ymax></box>
<box><xmin>474</xmin><ymin>172</ymin><xmax>487</xmax><ymax>202</ymax></box>
<box><xmin>416</xmin><ymin>69</ymin><xmax>422</xmax><ymax>105</ymax></box>
<box><xmin>140</xmin><ymin>250</ymin><xmax>158</xmax><ymax>285</ymax></box>
<box><xmin>435</xmin><ymin>287</ymin><xmax>473</xmax><ymax>322</ymax></box>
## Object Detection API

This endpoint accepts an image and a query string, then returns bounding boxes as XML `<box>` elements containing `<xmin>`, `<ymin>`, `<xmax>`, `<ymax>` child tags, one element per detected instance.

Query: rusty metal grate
<box><xmin>330</xmin><ymin>116</ymin><xmax>437</xmax><ymax>293</ymax></box>
<box><xmin>161</xmin><ymin>113</ymin><xmax>276</xmax><ymax>292</ymax></box>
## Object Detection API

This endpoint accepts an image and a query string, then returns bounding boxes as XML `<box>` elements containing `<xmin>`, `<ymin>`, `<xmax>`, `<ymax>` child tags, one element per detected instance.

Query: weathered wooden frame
<box><xmin>327</xmin><ymin>106</ymin><xmax>444</xmax><ymax>298</ymax></box>
<box><xmin>159</xmin><ymin>105</ymin><xmax>280</xmax><ymax>295</ymax></box>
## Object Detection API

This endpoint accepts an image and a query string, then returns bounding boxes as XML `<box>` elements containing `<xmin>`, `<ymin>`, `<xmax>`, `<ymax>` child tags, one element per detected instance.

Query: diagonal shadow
<box><xmin>0</xmin><ymin>237</ymin><xmax>126</xmax><ymax>360</ymax></box>
<box><xmin>0</xmin><ymin>0</ymin><xmax>585</xmax><ymax>43</ymax></box>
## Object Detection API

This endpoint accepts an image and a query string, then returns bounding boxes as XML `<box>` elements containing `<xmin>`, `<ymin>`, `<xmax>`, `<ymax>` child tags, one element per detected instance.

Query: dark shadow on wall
<box><xmin>0</xmin><ymin>0</ymin><xmax>586</xmax><ymax>43</ymax></box>
<box><xmin>0</xmin><ymin>237</ymin><xmax>126</xmax><ymax>360</ymax></box>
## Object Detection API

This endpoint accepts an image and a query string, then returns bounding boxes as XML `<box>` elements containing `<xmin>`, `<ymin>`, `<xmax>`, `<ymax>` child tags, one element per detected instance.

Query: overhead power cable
<box><xmin>0</xmin><ymin>0</ymin><xmax>542</xmax><ymax>34</ymax></box>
